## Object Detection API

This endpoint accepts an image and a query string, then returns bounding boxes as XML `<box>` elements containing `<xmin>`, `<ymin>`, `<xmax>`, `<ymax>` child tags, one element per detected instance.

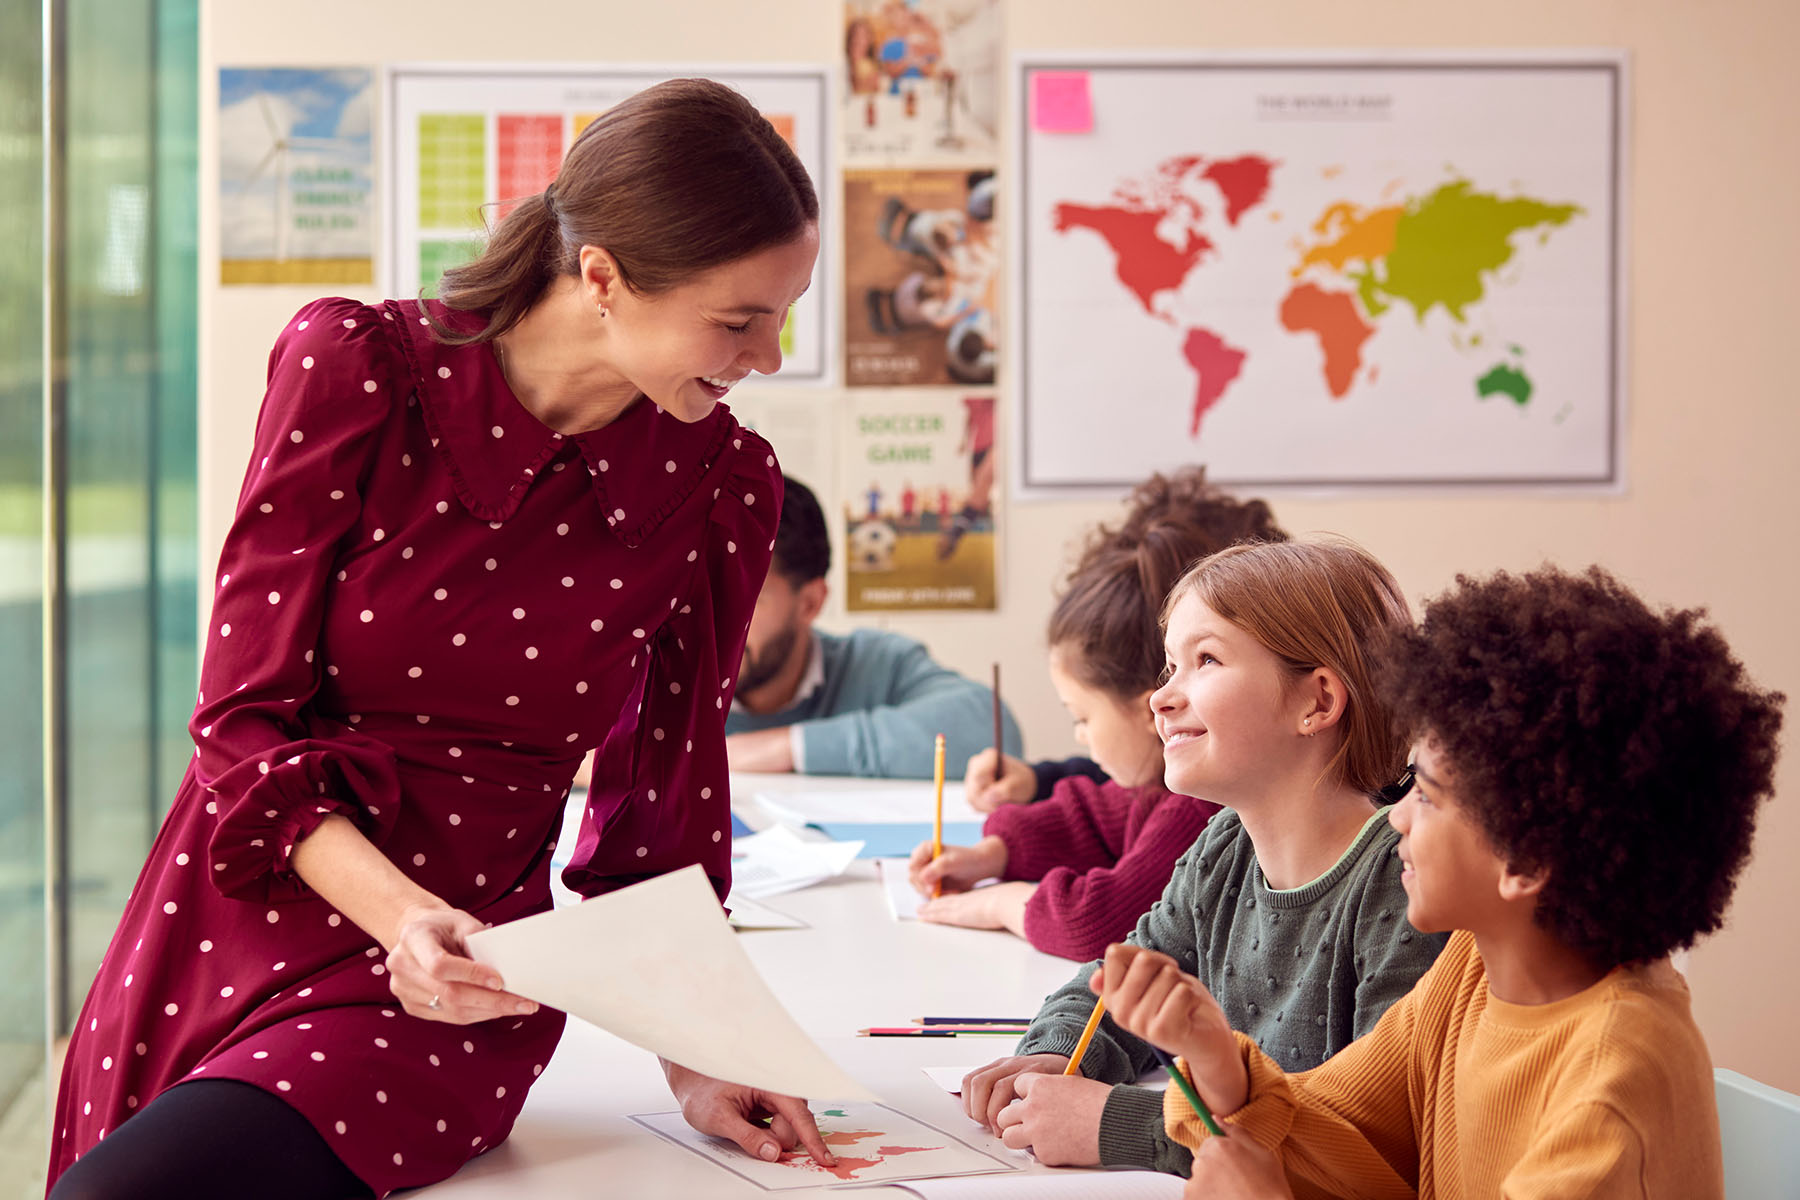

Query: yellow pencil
<box><xmin>1064</xmin><ymin>997</ymin><xmax>1106</xmax><ymax>1076</ymax></box>
<box><xmin>930</xmin><ymin>733</ymin><xmax>946</xmax><ymax>898</ymax></box>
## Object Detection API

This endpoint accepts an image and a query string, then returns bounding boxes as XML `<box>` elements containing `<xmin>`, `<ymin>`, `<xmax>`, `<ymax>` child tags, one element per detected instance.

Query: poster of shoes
<box><xmin>842</xmin><ymin>0</ymin><xmax>1000</xmax><ymax>166</ymax></box>
<box><xmin>844</xmin><ymin>167</ymin><xmax>998</xmax><ymax>387</ymax></box>
<box><xmin>842</xmin><ymin>392</ymin><xmax>998</xmax><ymax>612</ymax></box>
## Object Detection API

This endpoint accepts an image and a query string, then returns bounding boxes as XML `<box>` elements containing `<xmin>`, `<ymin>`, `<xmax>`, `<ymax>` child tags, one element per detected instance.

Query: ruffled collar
<box><xmin>383</xmin><ymin>298</ymin><xmax>734</xmax><ymax>545</ymax></box>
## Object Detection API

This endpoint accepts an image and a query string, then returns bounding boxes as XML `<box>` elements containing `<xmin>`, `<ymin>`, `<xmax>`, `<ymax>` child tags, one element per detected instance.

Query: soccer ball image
<box><xmin>849</xmin><ymin>519</ymin><xmax>899</xmax><ymax>571</ymax></box>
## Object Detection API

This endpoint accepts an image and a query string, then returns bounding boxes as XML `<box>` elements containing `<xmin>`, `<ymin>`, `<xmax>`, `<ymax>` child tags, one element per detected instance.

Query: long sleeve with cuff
<box><xmin>983</xmin><ymin>777</ymin><xmax>1220</xmax><ymax>961</ymax></box>
<box><xmin>1016</xmin><ymin>808</ymin><xmax>1446</xmax><ymax>1177</ymax></box>
<box><xmin>1164</xmin><ymin>930</ymin><xmax>1722</xmax><ymax>1199</ymax></box>
<box><xmin>723</xmin><ymin>627</ymin><xmax>1022</xmax><ymax>778</ymax></box>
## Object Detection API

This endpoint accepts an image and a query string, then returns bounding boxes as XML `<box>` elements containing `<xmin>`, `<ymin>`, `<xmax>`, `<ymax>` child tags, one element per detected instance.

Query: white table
<box><xmin>425</xmin><ymin>778</ymin><xmax>1088</xmax><ymax>1197</ymax></box>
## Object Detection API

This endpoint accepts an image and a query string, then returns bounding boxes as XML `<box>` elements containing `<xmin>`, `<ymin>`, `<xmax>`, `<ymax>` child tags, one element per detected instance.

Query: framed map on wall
<box><xmin>1013</xmin><ymin>54</ymin><xmax>1625</xmax><ymax>493</ymax></box>
<box><xmin>386</xmin><ymin>64</ymin><xmax>832</xmax><ymax>383</ymax></box>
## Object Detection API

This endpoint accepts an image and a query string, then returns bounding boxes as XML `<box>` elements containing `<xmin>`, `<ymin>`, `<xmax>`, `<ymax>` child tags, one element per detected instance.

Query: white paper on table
<box><xmin>724</xmin><ymin>893</ymin><xmax>809</xmax><ymax>930</ymax></box>
<box><xmin>877</xmin><ymin>858</ymin><xmax>925</xmax><ymax>920</ymax></box>
<box><xmin>756</xmin><ymin>782</ymin><xmax>984</xmax><ymax>827</ymax></box>
<box><xmin>876</xmin><ymin>858</ymin><xmax>1002</xmax><ymax>922</ymax></box>
<box><xmin>923</xmin><ymin>1064</ymin><xmax>974</xmax><ymax>1093</ymax></box>
<box><xmin>880</xmin><ymin>1168</ymin><xmax>1185</xmax><ymax>1198</ymax></box>
<box><xmin>465</xmin><ymin>864</ymin><xmax>872</xmax><ymax>1101</ymax></box>
<box><xmin>632</xmin><ymin>1100</ymin><xmax>1015</xmax><ymax>1190</ymax></box>
<box><xmin>730</xmin><ymin>824</ymin><xmax>864</xmax><ymax>899</ymax></box>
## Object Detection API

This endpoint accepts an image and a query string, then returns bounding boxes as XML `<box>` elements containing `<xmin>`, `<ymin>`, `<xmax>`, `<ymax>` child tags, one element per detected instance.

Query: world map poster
<box><xmin>1015</xmin><ymin>56</ymin><xmax>1623</xmax><ymax>492</ymax></box>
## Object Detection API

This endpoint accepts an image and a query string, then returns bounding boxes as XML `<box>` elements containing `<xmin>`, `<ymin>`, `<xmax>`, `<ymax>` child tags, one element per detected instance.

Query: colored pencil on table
<box><xmin>930</xmin><ymin>733</ymin><xmax>946</xmax><ymax>898</ymax></box>
<box><xmin>860</xmin><ymin>1026</ymin><xmax>1025</xmax><ymax>1037</ymax></box>
<box><xmin>1146</xmin><ymin>1044</ymin><xmax>1226</xmax><ymax>1138</ymax></box>
<box><xmin>917</xmin><ymin>1017</ymin><xmax>1035</xmax><ymax>1026</ymax></box>
<box><xmin>1063</xmin><ymin>997</ymin><xmax>1107</xmax><ymax>1076</ymax></box>
<box><xmin>991</xmin><ymin>662</ymin><xmax>1003</xmax><ymax>782</ymax></box>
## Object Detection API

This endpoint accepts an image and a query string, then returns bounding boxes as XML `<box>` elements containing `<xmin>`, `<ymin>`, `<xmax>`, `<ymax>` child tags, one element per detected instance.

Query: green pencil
<box><xmin>1147</xmin><ymin>1045</ymin><xmax>1225</xmax><ymax>1138</ymax></box>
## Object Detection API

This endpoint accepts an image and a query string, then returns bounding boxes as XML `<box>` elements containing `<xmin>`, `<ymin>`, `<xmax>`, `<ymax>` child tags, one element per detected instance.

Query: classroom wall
<box><xmin>200</xmin><ymin>0</ymin><xmax>1800</xmax><ymax>1089</ymax></box>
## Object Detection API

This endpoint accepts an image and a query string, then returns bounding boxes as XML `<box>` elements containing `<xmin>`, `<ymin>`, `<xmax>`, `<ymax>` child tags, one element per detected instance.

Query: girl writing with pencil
<box><xmin>958</xmin><ymin>538</ymin><xmax>1447</xmax><ymax>1177</ymax></box>
<box><xmin>906</xmin><ymin>469</ymin><xmax>1254</xmax><ymax>961</ymax></box>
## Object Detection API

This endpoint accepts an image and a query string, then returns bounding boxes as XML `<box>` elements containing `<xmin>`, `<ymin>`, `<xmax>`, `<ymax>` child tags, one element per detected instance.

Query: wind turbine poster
<box><xmin>220</xmin><ymin>67</ymin><xmax>375</xmax><ymax>285</ymax></box>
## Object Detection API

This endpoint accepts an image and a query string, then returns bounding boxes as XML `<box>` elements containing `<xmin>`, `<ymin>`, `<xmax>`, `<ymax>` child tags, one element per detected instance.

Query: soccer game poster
<box><xmin>1015</xmin><ymin>54</ymin><xmax>1624</xmax><ymax>492</ymax></box>
<box><xmin>841</xmin><ymin>392</ymin><xmax>998</xmax><ymax>612</ymax></box>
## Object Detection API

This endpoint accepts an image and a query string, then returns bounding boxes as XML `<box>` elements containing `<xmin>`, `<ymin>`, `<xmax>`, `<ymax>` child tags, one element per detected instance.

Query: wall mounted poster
<box><xmin>1015</xmin><ymin>55</ymin><xmax>1625</xmax><ymax>493</ymax></box>
<box><xmin>845</xmin><ymin>167</ymin><xmax>998</xmax><ymax>387</ymax></box>
<box><xmin>219</xmin><ymin>68</ymin><xmax>374</xmax><ymax>284</ymax></box>
<box><xmin>843</xmin><ymin>0</ymin><xmax>1001</xmax><ymax>166</ymax></box>
<box><xmin>842</xmin><ymin>392</ymin><xmax>997</xmax><ymax>612</ymax></box>
<box><xmin>387</xmin><ymin>65</ymin><xmax>831</xmax><ymax>382</ymax></box>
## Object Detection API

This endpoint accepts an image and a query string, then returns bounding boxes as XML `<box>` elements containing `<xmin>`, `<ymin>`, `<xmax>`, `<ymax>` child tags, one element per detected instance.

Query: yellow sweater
<box><xmin>1165</xmin><ymin>930</ymin><xmax>1722</xmax><ymax>1198</ymax></box>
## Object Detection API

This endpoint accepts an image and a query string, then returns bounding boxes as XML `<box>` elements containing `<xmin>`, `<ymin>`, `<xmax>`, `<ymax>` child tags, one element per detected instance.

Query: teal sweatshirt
<box><xmin>724</xmin><ymin>628</ymin><xmax>1022</xmax><ymax>779</ymax></box>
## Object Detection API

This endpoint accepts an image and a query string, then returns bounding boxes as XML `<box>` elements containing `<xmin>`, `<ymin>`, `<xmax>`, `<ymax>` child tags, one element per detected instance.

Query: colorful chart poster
<box><xmin>632</xmin><ymin>1102</ymin><xmax>1014</xmax><ymax>1188</ymax></box>
<box><xmin>1015</xmin><ymin>55</ymin><xmax>1625</xmax><ymax>492</ymax></box>
<box><xmin>387</xmin><ymin>65</ymin><xmax>832</xmax><ymax>382</ymax></box>
<box><xmin>842</xmin><ymin>392</ymin><xmax>997</xmax><ymax>612</ymax></box>
<box><xmin>845</xmin><ymin>168</ymin><xmax>997</xmax><ymax>387</ymax></box>
<box><xmin>843</xmin><ymin>0</ymin><xmax>1001</xmax><ymax>166</ymax></box>
<box><xmin>219</xmin><ymin>68</ymin><xmax>374</xmax><ymax>285</ymax></box>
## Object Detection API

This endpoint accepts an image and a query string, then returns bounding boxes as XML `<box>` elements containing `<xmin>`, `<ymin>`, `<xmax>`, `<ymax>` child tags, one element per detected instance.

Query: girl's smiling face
<box><xmin>1149</xmin><ymin>591</ymin><xmax>1308</xmax><ymax>804</ymax></box>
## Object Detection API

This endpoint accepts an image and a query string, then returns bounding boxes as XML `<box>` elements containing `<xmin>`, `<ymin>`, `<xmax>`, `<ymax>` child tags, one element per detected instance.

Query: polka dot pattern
<box><xmin>51</xmin><ymin>297</ymin><xmax>782</xmax><ymax>1197</ymax></box>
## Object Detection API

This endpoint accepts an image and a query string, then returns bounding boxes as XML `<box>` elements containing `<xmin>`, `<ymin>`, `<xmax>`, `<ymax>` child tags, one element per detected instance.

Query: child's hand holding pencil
<box><xmin>1091</xmin><ymin>942</ymin><xmax>1248</xmax><ymax>1129</ymax></box>
<box><xmin>907</xmin><ymin>835</ymin><xmax>1007</xmax><ymax>897</ymax></box>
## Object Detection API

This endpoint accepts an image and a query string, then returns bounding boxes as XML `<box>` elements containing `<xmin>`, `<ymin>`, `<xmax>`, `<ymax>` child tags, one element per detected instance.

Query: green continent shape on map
<box><xmin>1279</xmin><ymin>283</ymin><xmax>1375</xmax><ymax>399</ymax></box>
<box><xmin>1476</xmin><ymin>361</ymin><xmax>1533</xmax><ymax>406</ymax></box>
<box><xmin>1372</xmin><ymin>179</ymin><xmax>1581</xmax><ymax>324</ymax></box>
<box><xmin>1181</xmin><ymin>327</ymin><xmax>1248</xmax><ymax>437</ymax></box>
<box><xmin>1053</xmin><ymin>203</ymin><xmax>1213</xmax><ymax>314</ymax></box>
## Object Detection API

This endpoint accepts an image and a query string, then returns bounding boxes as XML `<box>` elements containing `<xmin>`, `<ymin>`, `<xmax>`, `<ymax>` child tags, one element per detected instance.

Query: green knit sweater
<box><xmin>1016</xmin><ymin>806</ymin><xmax>1447</xmax><ymax>1176</ymax></box>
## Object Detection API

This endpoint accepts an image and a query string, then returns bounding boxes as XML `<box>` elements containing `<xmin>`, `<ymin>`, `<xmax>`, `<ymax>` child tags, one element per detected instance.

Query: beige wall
<box><xmin>201</xmin><ymin>0</ymin><xmax>1800</xmax><ymax>1088</ymax></box>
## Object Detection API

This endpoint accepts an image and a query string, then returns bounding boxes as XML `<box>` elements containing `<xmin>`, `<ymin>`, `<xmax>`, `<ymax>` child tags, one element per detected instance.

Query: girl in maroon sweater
<box><xmin>908</xmin><ymin>470</ymin><xmax>1284</xmax><ymax>959</ymax></box>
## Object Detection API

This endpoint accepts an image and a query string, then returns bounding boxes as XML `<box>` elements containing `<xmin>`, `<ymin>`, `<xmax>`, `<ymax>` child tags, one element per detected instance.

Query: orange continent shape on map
<box><xmin>1053</xmin><ymin>202</ymin><xmax>1213</xmax><ymax>314</ymax></box>
<box><xmin>1181</xmin><ymin>327</ymin><xmax>1248</xmax><ymax>437</ymax></box>
<box><xmin>1292</xmin><ymin>201</ymin><xmax>1401</xmax><ymax>278</ymax></box>
<box><xmin>1201</xmin><ymin>155</ymin><xmax>1277</xmax><ymax>225</ymax></box>
<box><xmin>781</xmin><ymin>1130</ymin><xmax>934</xmax><ymax>1181</ymax></box>
<box><xmin>1279</xmin><ymin>283</ymin><xmax>1376</xmax><ymax>399</ymax></box>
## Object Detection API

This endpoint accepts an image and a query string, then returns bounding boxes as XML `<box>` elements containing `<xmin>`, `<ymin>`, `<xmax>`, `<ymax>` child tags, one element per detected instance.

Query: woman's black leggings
<box><xmin>48</xmin><ymin>1079</ymin><xmax>372</xmax><ymax>1200</ymax></box>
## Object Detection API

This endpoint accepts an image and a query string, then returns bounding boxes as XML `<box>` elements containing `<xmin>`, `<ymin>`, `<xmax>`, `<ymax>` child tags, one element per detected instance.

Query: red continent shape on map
<box><xmin>1201</xmin><ymin>155</ymin><xmax>1277</xmax><ymax>225</ymax></box>
<box><xmin>1181</xmin><ymin>327</ymin><xmax>1248</xmax><ymax>437</ymax></box>
<box><xmin>1278</xmin><ymin>283</ymin><xmax>1375</xmax><ymax>399</ymax></box>
<box><xmin>1052</xmin><ymin>203</ymin><xmax>1213</xmax><ymax>315</ymax></box>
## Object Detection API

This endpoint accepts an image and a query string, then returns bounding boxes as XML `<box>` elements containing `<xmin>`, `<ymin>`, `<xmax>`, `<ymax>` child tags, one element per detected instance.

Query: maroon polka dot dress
<box><xmin>46</xmin><ymin>297</ymin><xmax>781</xmax><ymax>1196</ymax></box>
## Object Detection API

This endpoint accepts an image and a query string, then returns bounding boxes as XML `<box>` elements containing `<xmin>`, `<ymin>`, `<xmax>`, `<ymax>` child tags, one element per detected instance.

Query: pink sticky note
<box><xmin>1032</xmin><ymin>71</ymin><xmax>1093</xmax><ymax>133</ymax></box>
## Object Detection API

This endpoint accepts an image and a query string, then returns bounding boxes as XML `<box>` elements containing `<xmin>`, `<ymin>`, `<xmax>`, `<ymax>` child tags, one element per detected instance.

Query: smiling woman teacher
<box><xmin>48</xmin><ymin>80</ymin><xmax>825</xmax><ymax>1199</ymax></box>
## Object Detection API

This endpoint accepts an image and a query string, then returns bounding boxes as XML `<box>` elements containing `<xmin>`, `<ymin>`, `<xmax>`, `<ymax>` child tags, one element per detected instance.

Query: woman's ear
<box><xmin>1296</xmin><ymin>666</ymin><xmax>1349</xmax><ymax>737</ymax></box>
<box><xmin>577</xmin><ymin>244</ymin><xmax>626</xmax><ymax>310</ymax></box>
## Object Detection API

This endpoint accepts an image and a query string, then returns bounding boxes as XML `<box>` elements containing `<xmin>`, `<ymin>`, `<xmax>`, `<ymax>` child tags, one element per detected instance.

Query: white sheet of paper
<box><xmin>465</xmin><ymin>865</ymin><xmax>872</xmax><ymax>1101</ymax></box>
<box><xmin>923</xmin><ymin>1064</ymin><xmax>973</xmax><ymax>1093</ymax></box>
<box><xmin>877</xmin><ymin>858</ymin><xmax>925</xmax><ymax>920</ymax></box>
<box><xmin>756</xmin><ymin>783</ymin><xmax>984</xmax><ymax>827</ymax></box>
<box><xmin>632</xmin><ymin>1100</ymin><xmax>1015</xmax><ymax>1190</ymax></box>
<box><xmin>883</xmin><ymin>1169</ymin><xmax>1185</xmax><ymax>1198</ymax></box>
<box><xmin>729</xmin><ymin>825</ymin><xmax>864</xmax><ymax>899</ymax></box>
<box><xmin>724</xmin><ymin>893</ymin><xmax>808</xmax><ymax>930</ymax></box>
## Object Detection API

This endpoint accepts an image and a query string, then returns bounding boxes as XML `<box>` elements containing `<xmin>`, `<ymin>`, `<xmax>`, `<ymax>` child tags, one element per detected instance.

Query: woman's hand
<box><xmin>1186</xmin><ymin>1135</ymin><xmax>1295</xmax><ymax>1198</ymax></box>
<box><xmin>1091</xmin><ymin>943</ymin><xmax>1248</xmax><ymax>1117</ymax></box>
<box><xmin>385</xmin><ymin>902</ymin><xmax>540</xmax><ymax>1024</ymax></box>
<box><xmin>664</xmin><ymin>1061</ymin><xmax>835</xmax><ymax>1166</ymax></box>
<box><xmin>960</xmin><ymin>1052</ymin><xmax>1071</xmax><ymax>1132</ymax></box>
<box><xmin>993</xmin><ymin>1072</ymin><xmax>1109</xmax><ymax>1165</ymax></box>
<box><xmin>916</xmin><ymin>881</ymin><xmax>1035</xmax><ymax>936</ymax></box>
<box><xmin>963</xmin><ymin>750</ymin><xmax>1036</xmax><ymax>812</ymax></box>
<box><xmin>908</xmin><ymin>835</ymin><xmax>1007</xmax><ymax>896</ymax></box>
